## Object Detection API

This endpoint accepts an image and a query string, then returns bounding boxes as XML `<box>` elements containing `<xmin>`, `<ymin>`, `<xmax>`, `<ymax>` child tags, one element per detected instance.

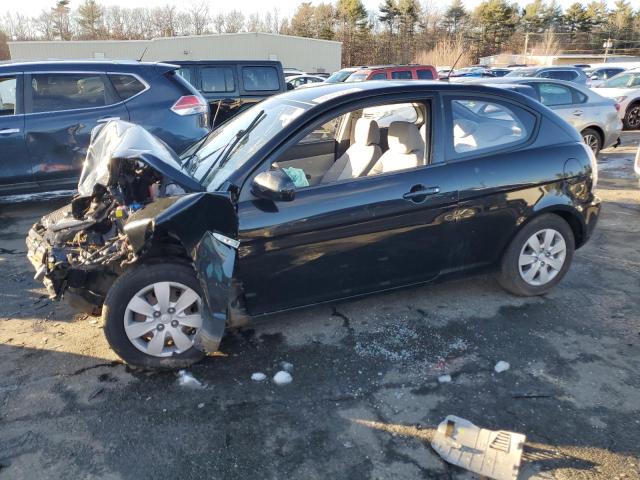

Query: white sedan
<box><xmin>592</xmin><ymin>69</ymin><xmax>640</xmax><ymax>130</ymax></box>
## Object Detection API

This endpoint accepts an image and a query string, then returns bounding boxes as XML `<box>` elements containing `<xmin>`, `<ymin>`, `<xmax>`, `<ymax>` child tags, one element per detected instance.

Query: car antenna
<box><xmin>447</xmin><ymin>50</ymin><xmax>465</xmax><ymax>82</ymax></box>
<box><xmin>138</xmin><ymin>47</ymin><xmax>148</xmax><ymax>62</ymax></box>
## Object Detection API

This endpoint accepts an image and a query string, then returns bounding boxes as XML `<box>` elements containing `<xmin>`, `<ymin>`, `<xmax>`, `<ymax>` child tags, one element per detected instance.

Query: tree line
<box><xmin>1</xmin><ymin>0</ymin><xmax>639</xmax><ymax>66</ymax></box>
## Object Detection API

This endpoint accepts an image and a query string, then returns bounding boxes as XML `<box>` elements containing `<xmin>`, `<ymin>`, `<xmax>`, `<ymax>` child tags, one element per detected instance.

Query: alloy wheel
<box><xmin>518</xmin><ymin>229</ymin><xmax>567</xmax><ymax>286</ymax></box>
<box><xmin>124</xmin><ymin>281</ymin><xmax>202</xmax><ymax>357</ymax></box>
<box><xmin>582</xmin><ymin>133</ymin><xmax>600</xmax><ymax>154</ymax></box>
<box><xmin>628</xmin><ymin>105</ymin><xmax>640</xmax><ymax>129</ymax></box>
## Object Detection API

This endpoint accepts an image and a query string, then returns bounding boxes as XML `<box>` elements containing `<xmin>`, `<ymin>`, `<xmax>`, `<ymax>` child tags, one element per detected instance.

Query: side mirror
<box><xmin>252</xmin><ymin>170</ymin><xmax>296</xmax><ymax>202</ymax></box>
<box><xmin>286</xmin><ymin>83</ymin><xmax>295</xmax><ymax>91</ymax></box>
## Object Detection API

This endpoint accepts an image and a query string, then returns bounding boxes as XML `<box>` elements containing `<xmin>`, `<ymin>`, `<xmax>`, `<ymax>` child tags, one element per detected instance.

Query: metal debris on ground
<box><xmin>494</xmin><ymin>361</ymin><xmax>510</xmax><ymax>373</ymax></box>
<box><xmin>176</xmin><ymin>370</ymin><xmax>205</xmax><ymax>389</ymax></box>
<box><xmin>273</xmin><ymin>371</ymin><xmax>293</xmax><ymax>385</ymax></box>
<box><xmin>431</xmin><ymin>415</ymin><xmax>526</xmax><ymax>480</ymax></box>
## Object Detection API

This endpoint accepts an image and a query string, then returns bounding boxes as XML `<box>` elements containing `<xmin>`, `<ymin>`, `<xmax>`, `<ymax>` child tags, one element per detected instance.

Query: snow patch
<box><xmin>273</xmin><ymin>371</ymin><xmax>293</xmax><ymax>385</ymax></box>
<box><xmin>251</xmin><ymin>372</ymin><xmax>267</xmax><ymax>382</ymax></box>
<box><xmin>494</xmin><ymin>361</ymin><xmax>510</xmax><ymax>373</ymax></box>
<box><xmin>177</xmin><ymin>370</ymin><xmax>205</xmax><ymax>389</ymax></box>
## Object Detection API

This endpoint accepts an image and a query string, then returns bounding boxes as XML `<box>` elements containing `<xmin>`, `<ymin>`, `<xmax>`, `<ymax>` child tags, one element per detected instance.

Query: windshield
<box><xmin>326</xmin><ymin>70</ymin><xmax>355</xmax><ymax>83</ymax></box>
<box><xmin>602</xmin><ymin>72</ymin><xmax>640</xmax><ymax>88</ymax></box>
<box><xmin>183</xmin><ymin>98</ymin><xmax>310</xmax><ymax>191</ymax></box>
<box><xmin>505</xmin><ymin>68</ymin><xmax>537</xmax><ymax>77</ymax></box>
<box><xmin>345</xmin><ymin>73</ymin><xmax>368</xmax><ymax>82</ymax></box>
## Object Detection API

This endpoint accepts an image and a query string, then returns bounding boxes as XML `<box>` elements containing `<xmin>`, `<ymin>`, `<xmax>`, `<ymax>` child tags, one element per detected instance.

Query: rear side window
<box><xmin>176</xmin><ymin>68</ymin><xmax>194</xmax><ymax>85</ymax></box>
<box><xmin>242</xmin><ymin>66</ymin><xmax>279</xmax><ymax>91</ymax></box>
<box><xmin>202</xmin><ymin>67</ymin><xmax>235</xmax><ymax>93</ymax></box>
<box><xmin>391</xmin><ymin>70</ymin><xmax>412</xmax><ymax>80</ymax></box>
<box><xmin>0</xmin><ymin>77</ymin><xmax>17</xmax><ymax>115</ymax></box>
<box><xmin>31</xmin><ymin>73</ymin><xmax>107</xmax><ymax>113</ymax></box>
<box><xmin>362</xmin><ymin>102</ymin><xmax>419</xmax><ymax>128</ymax></box>
<box><xmin>417</xmin><ymin>69</ymin><xmax>434</xmax><ymax>80</ymax></box>
<box><xmin>370</xmin><ymin>72</ymin><xmax>387</xmax><ymax>80</ymax></box>
<box><xmin>448</xmin><ymin>98</ymin><xmax>535</xmax><ymax>155</ymax></box>
<box><xmin>538</xmin><ymin>83</ymin><xmax>573</xmax><ymax>106</ymax></box>
<box><xmin>109</xmin><ymin>74</ymin><xmax>146</xmax><ymax>100</ymax></box>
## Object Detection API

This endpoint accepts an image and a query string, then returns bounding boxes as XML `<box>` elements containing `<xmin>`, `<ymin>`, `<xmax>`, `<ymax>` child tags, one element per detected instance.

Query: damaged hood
<box><xmin>78</xmin><ymin>120</ymin><xmax>203</xmax><ymax>196</ymax></box>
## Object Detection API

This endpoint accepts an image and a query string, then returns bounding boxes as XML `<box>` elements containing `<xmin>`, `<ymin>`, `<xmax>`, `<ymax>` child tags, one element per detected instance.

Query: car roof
<box><xmin>279</xmin><ymin>80</ymin><xmax>542</xmax><ymax>109</ymax></box>
<box><xmin>0</xmin><ymin>59</ymin><xmax>176</xmax><ymax>72</ymax></box>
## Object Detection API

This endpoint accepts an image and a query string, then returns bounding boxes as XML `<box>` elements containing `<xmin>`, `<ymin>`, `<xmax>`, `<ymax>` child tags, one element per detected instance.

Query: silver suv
<box><xmin>505</xmin><ymin>66</ymin><xmax>588</xmax><ymax>85</ymax></box>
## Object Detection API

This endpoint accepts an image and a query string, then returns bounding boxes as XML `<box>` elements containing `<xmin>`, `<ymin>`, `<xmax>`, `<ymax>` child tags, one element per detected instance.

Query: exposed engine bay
<box><xmin>26</xmin><ymin>121</ymin><xmax>192</xmax><ymax>311</ymax></box>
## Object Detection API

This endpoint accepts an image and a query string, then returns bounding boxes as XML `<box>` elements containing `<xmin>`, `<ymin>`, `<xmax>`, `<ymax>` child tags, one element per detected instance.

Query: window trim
<box><xmin>0</xmin><ymin>73</ymin><xmax>23</xmax><ymax>117</ymax></box>
<box><xmin>443</xmin><ymin>93</ymin><xmax>539</xmax><ymax>163</ymax></box>
<box><xmin>238</xmin><ymin>94</ymin><xmax>439</xmax><ymax>198</ymax></box>
<box><xmin>23</xmin><ymin>70</ymin><xmax>149</xmax><ymax>116</ymax></box>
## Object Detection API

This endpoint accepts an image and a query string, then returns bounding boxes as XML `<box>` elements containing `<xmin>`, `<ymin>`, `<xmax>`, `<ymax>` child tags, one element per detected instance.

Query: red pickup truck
<box><xmin>345</xmin><ymin>64</ymin><xmax>438</xmax><ymax>82</ymax></box>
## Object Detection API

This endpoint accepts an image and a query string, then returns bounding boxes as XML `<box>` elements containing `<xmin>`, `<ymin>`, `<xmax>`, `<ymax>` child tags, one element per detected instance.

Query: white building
<box><xmin>480</xmin><ymin>53</ymin><xmax>640</xmax><ymax>67</ymax></box>
<box><xmin>8</xmin><ymin>33</ymin><xmax>342</xmax><ymax>73</ymax></box>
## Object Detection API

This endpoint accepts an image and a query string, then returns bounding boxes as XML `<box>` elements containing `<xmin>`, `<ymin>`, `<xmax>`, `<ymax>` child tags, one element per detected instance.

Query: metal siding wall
<box><xmin>9</xmin><ymin>34</ymin><xmax>342</xmax><ymax>73</ymax></box>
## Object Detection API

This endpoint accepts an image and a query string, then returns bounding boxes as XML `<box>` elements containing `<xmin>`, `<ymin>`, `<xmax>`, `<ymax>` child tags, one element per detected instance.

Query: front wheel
<box><xmin>103</xmin><ymin>263</ymin><xmax>206</xmax><ymax>369</ymax></box>
<box><xmin>497</xmin><ymin>214</ymin><xmax>575</xmax><ymax>296</ymax></box>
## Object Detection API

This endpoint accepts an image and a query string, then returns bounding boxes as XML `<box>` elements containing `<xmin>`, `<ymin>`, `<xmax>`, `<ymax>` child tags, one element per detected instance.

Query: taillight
<box><xmin>614</xmin><ymin>103</ymin><xmax>620</xmax><ymax>112</ymax></box>
<box><xmin>171</xmin><ymin>95</ymin><xmax>208</xmax><ymax>116</ymax></box>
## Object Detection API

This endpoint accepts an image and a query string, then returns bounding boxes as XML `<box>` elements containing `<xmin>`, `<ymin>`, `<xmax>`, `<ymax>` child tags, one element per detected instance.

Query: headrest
<box><xmin>453</xmin><ymin>119</ymin><xmax>477</xmax><ymax>138</ymax></box>
<box><xmin>387</xmin><ymin>121</ymin><xmax>422</xmax><ymax>154</ymax></box>
<box><xmin>354</xmin><ymin>118</ymin><xmax>380</xmax><ymax>146</ymax></box>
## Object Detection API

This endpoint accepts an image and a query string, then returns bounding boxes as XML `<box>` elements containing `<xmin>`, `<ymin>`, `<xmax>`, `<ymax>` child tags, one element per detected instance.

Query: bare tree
<box><xmin>51</xmin><ymin>0</ymin><xmax>73</xmax><ymax>40</ymax></box>
<box><xmin>189</xmin><ymin>1</ymin><xmax>210</xmax><ymax>35</ymax></box>
<box><xmin>36</xmin><ymin>9</ymin><xmax>56</xmax><ymax>40</ymax></box>
<box><xmin>212</xmin><ymin>13</ymin><xmax>225</xmax><ymax>34</ymax></box>
<box><xmin>224</xmin><ymin>10</ymin><xmax>245</xmax><ymax>33</ymax></box>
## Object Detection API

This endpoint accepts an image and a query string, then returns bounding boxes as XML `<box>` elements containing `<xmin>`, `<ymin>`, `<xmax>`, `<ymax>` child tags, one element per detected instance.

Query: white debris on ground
<box><xmin>438</xmin><ymin>374</ymin><xmax>452</xmax><ymax>383</ymax></box>
<box><xmin>273</xmin><ymin>371</ymin><xmax>293</xmax><ymax>385</ymax></box>
<box><xmin>176</xmin><ymin>370</ymin><xmax>205</xmax><ymax>389</ymax></box>
<box><xmin>197</xmin><ymin>403</ymin><xmax>205</xmax><ymax>409</ymax></box>
<box><xmin>251</xmin><ymin>372</ymin><xmax>267</xmax><ymax>382</ymax></box>
<box><xmin>494</xmin><ymin>361</ymin><xmax>510</xmax><ymax>373</ymax></box>
<box><xmin>280</xmin><ymin>361</ymin><xmax>294</xmax><ymax>372</ymax></box>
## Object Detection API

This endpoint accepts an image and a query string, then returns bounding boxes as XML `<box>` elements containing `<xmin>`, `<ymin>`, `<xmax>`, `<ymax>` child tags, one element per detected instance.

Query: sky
<box><xmin>8</xmin><ymin>0</ymin><xmax>622</xmax><ymax>18</ymax></box>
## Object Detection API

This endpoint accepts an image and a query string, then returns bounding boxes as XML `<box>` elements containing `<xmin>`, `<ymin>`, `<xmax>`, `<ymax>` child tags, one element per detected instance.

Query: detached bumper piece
<box><xmin>431</xmin><ymin>415</ymin><xmax>526</xmax><ymax>480</ymax></box>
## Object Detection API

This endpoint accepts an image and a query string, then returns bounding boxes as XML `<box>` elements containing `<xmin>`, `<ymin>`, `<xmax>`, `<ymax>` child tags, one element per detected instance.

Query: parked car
<box><xmin>467</xmin><ymin>77</ymin><xmax>622</xmax><ymax>155</ymax></box>
<box><xmin>449</xmin><ymin>66</ymin><xmax>494</xmax><ymax>78</ymax></box>
<box><xmin>286</xmin><ymin>74</ymin><xmax>326</xmax><ymax>89</ymax></box>
<box><xmin>26</xmin><ymin>81</ymin><xmax>600</xmax><ymax>368</ymax></box>
<box><xmin>584</xmin><ymin>66</ymin><xmax>627</xmax><ymax>87</ymax></box>
<box><xmin>489</xmin><ymin>68</ymin><xmax>512</xmax><ymax>77</ymax></box>
<box><xmin>505</xmin><ymin>66</ymin><xmax>589</xmax><ymax>84</ymax></box>
<box><xmin>311</xmin><ymin>72</ymin><xmax>331</xmax><ymax>79</ymax></box>
<box><xmin>324</xmin><ymin>67</ymin><xmax>365</xmax><ymax>83</ymax></box>
<box><xmin>591</xmin><ymin>69</ymin><xmax>640</xmax><ymax>130</ymax></box>
<box><xmin>0</xmin><ymin>60</ymin><xmax>209</xmax><ymax>196</ymax></box>
<box><xmin>437</xmin><ymin>66</ymin><xmax>452</xmax><ymax>79</ymax></box>
<box><xmin>345</xmin><ymin>64</ymin><xmax>438</xmax><ymax>82</ymax></box>
<box><xmin>283</xmin><ymin>68</ymin><xmax>306</xmax><ymax>78</ymax></box>
<box><xmin>170</xmin><ymin>60</ymin><xmax>286</xmax><ymax>127</ymax></box>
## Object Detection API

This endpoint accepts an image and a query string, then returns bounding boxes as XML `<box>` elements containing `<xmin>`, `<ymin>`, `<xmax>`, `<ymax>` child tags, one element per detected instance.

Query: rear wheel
<box><xmin>624</xmin><ymin>102</ymin><xmax>640</xmax><ymax>130</ymax></box>
<box><xmin>103</xmin><ymin>263</ymin><xmax>205</xmax><ymax>369</ymax></box>
<box><xmin>581</xmin><ymin>128</ymin><xmax>602</xmax><ymax>156</ymax></box>
<box><xmin>497</xmin><ymin>214</ymin><xmax>575</xmax><ymax>296</ymax></box>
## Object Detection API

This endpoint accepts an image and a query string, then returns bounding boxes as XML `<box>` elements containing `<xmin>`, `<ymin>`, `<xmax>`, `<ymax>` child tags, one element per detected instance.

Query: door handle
<box><xmin>572</xmin><ymin>110</ymin><xmax>583</xmax><ymax>116</ymax></box>
<box><xmin>0</xmin><ymin>128</ymin><xmax>20</xmax><ymax>134</ymax></box>
<box><xmin>403</xmin><ymin>185</ymin><xmax>440</xmax><ymax>202</ymax></box>
<box><xmin>97</xmin><ymin>117</ymin><xmax>120</xmax><ymax>123</ymax></box>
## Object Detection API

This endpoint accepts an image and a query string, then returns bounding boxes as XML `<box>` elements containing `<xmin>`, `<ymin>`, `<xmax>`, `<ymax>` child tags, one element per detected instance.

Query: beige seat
<box><xmin>321</xmin><ymin>118</ymin><xmax>382</xmax><ymax>183</ymax></box>
<box><xmin>369</xmin><ymin>121</ymin><xmax>423</xmax><ymax>175</ymax></box>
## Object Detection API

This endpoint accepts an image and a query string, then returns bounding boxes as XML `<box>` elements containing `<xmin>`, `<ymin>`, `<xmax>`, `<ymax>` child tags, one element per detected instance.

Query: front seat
<box><xmin>321</xmin><ymin>118</ymin><xmax>382</xmax><ymax>183</ymax></box>
<box><xmin>369</xmin><ymin>121</ymin><xmax>423</xmax><ymax>175</ymax></box>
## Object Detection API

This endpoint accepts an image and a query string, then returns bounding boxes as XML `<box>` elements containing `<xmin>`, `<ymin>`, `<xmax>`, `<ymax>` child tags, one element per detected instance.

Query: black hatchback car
<box><xmin>27</xmin><ymin>81</ymin><xmax>600</xmax><ymax>368</ymax></box>
<box><xmin>0</xmin><ymin>60</ymin><xmax>209</xmax><ymax>196</ymax></box>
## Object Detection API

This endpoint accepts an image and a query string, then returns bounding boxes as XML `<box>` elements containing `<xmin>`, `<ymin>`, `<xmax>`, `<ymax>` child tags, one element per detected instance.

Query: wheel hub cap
<box><xmin>124</xmin><ymin>281</ymin><xmax>203</xmax><ymax>358</ymax></box>
<box><xmin>518</xmin><ymin>228</ymin><xmax>567</xmax><ymax>286</ymax></box>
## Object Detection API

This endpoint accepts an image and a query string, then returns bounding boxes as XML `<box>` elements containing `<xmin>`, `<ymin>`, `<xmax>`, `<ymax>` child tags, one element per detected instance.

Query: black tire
<box><xmin>497</xmin><ymin>214</ymin><xmax>575</xmax><ymax>297</ymax></box>
<box><xmin>103</xmin><ymin>263</ymin><xmax>206</xmax><ymax>369</ymax></box>
<box><xmin>623</xmin><ymin>102</ymin><xmax>640</xmax><ymax>130</ymax></box>
<box><xmin>581</xmin><ymin>127</ymin><xmax>602</xmax><ymax>157</ymax></box>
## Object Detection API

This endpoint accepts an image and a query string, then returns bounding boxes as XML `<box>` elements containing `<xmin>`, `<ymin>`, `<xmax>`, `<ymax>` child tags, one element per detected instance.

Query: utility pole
<box><xmin>603</xmin><ymin>38</ymin><xmax>613</xmax><ymax>63</ymax></box>
<box><xmin>523</xmin><ymin>32</ymin><xmax>529</xmax><ymax>65</ymax></box>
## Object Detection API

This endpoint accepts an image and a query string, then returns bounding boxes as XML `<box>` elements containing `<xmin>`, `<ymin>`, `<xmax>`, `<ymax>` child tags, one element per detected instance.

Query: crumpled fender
<box><xmin>123</xmin><ymin>192</ymin><xmax>239</xmax><ymax>353</ymax></box>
